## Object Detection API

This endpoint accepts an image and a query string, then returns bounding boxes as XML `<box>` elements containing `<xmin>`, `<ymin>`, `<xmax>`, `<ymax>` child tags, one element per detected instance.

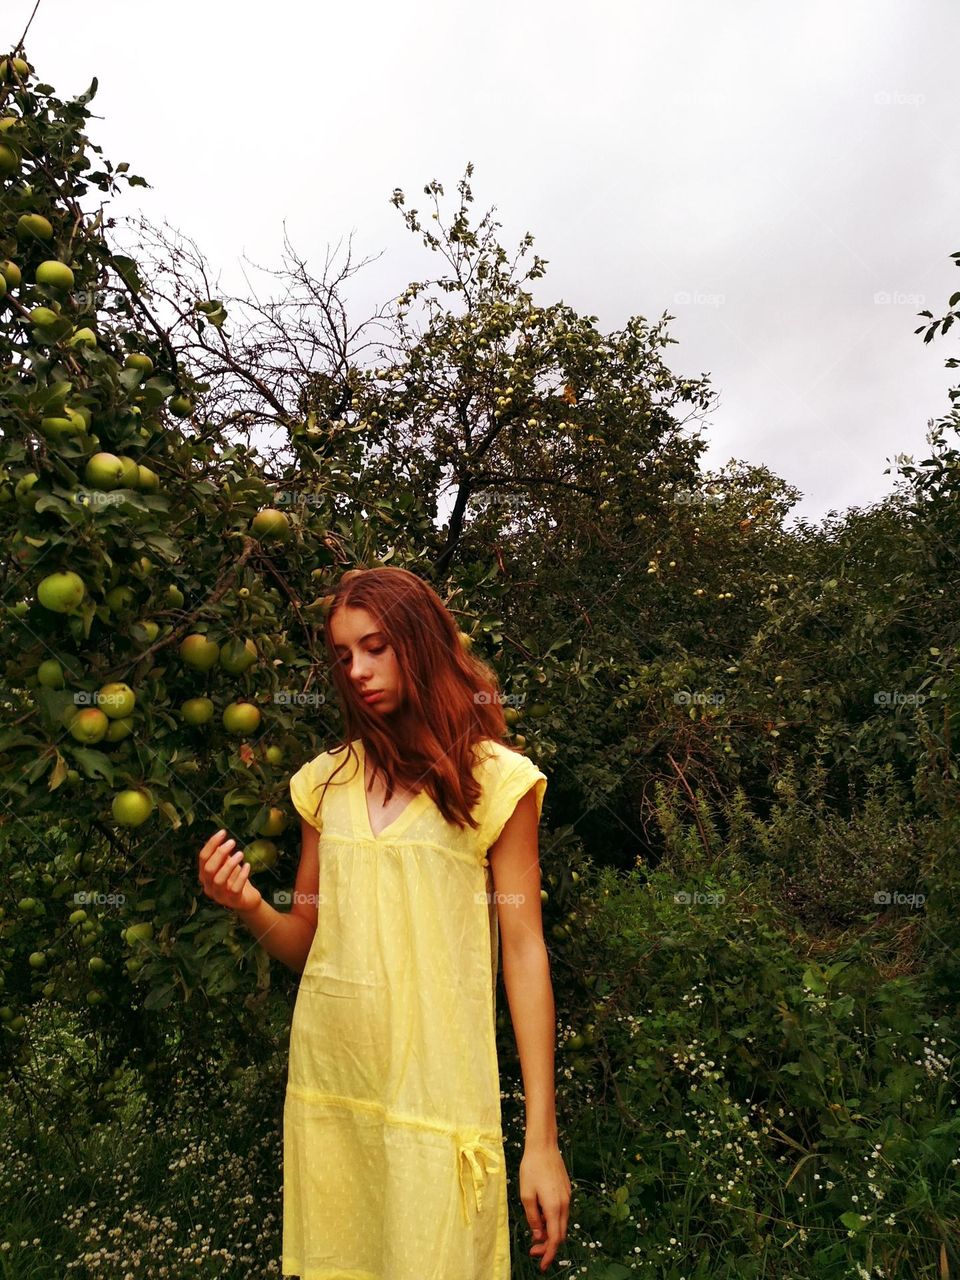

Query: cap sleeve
<box><xmin>477</xmin><ymin>745</ymin><xmax>548</xmax><ymax>859</ymax></box>
<box><xmin>289</xmin><ymin>752</ymin><xmax>329</xmax><ymax>833</ymax></box>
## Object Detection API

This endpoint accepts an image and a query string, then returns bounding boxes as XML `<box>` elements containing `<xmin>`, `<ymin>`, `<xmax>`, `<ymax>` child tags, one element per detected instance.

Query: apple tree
<box><xmin>0</xmin><ymin>54</ymin><xmax>407</xmax><ymax>1107</ymax></box>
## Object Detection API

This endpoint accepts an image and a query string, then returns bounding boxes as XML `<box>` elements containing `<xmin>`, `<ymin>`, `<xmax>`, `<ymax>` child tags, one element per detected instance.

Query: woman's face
<box><xmin>330</xmin><ymin>606</ymin><xmax>404</xmax><ymax>714</ymax></box>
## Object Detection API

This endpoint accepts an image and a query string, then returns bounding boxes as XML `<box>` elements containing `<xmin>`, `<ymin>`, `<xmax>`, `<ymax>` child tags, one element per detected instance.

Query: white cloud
<box><xmin>9</xmin><ymin>0</ymin><xmax>958</xmax><ymax>523</ymax></box>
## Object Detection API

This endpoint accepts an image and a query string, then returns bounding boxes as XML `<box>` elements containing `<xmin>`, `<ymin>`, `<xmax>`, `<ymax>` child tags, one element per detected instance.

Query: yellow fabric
<box><xmin>281</xmin><ymin>737</ymin><xmax>548</xmax><ymax>1280</ymax></box>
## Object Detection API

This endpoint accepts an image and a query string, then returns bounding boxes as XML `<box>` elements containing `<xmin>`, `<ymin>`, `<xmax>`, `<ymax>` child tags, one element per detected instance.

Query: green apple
<box><xmin>0</xmin><ymin>143</ymin><xmax>19</xmax><ymax>178</ymax></box>
<box><xmin>84</xmin><ymin>452</ymin><xmax>125</xmax><ymax>490</ymax></box>
<box><xmin>179</xmin><ymin>634</ymin><xmax>220</xmax><ymax>671</ymax></box>
<box><xmin>264</xmin><ymin>745</ymin><xmax>285</xmax><ymax>765</ymax></box>
<box><xmin>181</xmin><ymin>696</ymin><xmax>215</xmax><ymax>726</ymax></box>
<box><xmin>37</xmin><ymin>570</ymin><xmax>85</xmax><ymax>613</ymax></box>
<box><xmin>16</xmin><ymin>213</ymin><xmax>53</xmax><ymax>242</ymax></box>
<box><xmin>0</xmin><ymin>58</ymin><xmax>30</xmax><ymax>81</ymax></box>
<box><xmin>219</xmin><ymin>637</ymin><xmax>258</xmax><ymax>675</ymax></box>
<box><xmin>251</xmin><ymin>508</ymin><xmax>291</xmax><ymax>542</ymax></box>
<box><xmin>29</xmin><ymin>305</ymin><xmax>60</xmax><ymax>328</ymax></box>
<box><xmin>165</xmin><ymin>584</ymin><xmax>185</xmax><ymax>608</ymax></box>
<box><xmin>137</xmin><ymin>620</ymin><xmax>160</xmax><ymax>643</ymax></box>
<box><xmin>67</xmin><ymin>326</ymin><xmax>97</xmax><ymax>349</ymax></box>
<box><xmin>35</xmin><ymin>260</ymin><xmax>74</xmax><ymax>290</ymax></box>
<box><xmin>105</xmin><ymin>716</ymin><xmax>134</xmax><ymax>742</ymax></box>
<box><xmin>112</xmin><ymin>789</ymin><xmax>153</xmax><ymax>827</ymax></box>
<box><xmin>37</xmin><ymin>659</ymin><xmax>64</xmax><ymax>689</ymax></box>
<box><xmin>137</xmin><ymin>464</ymin><xmax>160</xmax><ymax>492</ymax></box>
<box><xmin>503</xmin><ymin>706</ymin><xmax>520</xmax><ymax>726</ymax></box>
<box><xmin>0</xmin><ymin>259</ymin><xmax>21</xmax><ymax>289</ymax></box>
<box><xmin>28</xmin><ymin>951</ymin><xmax>46</xmax><ymax>969</ymax></box>
<box><xmin>97</xmin><ymin>681</ymin><xmax>136</xmax><ymax>719</ymax></box>
<box><xmin>123</xmin><ymin>921</ymin><xmax>154</xmax><ymax>946</ymax></box>
<box><xmin>256</xmin><ymin>807</ymin><xmax>288</xmax><ymax>838</ymax></box>
<box><xmin>124</xmin><ymin>352</ymin><xmax>154</xmax><ymax>375</ymax></box>
<box><xmin>69</xmin><ymin>708</ymin><xmax>110</xmax><ymax>743</ymax></box>
<box><xmin>105</xmin><ymin>585</ymin><xmax>136</xmax><ymax>612</ymax></box>
<box><xmin>116</xmin><ymin>456</ymin><xmax>140</xmax><ymax>488</ymax></box>
<box><xmin>168</xmin><ymin>394</ymin><xmax>193</xmax><ymax>417</ymax></box>
<box><xmin>244</xmin><ymin>839</ymin><xmax>278</xmax><ymax>872</ymax></box>
<box><xmin>88</xmin><ymin>956</ymin><xmax>107</xmax><ymax>974</ymax></box>
<box><xmin>68</xmin><ymin>908</ymin><xmax>88</xmax><ymax>925</ymax></box>
<box><xmin>222</xmin><ymin>701</ymin><xmax>261</xmax><ymax>734</ymax></box>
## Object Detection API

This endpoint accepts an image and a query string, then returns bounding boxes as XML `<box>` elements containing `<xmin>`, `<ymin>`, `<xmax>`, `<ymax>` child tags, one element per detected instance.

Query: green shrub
<box><xmin>503</xmin><ymin>857</ymin><xmax>960</xmax><ymax>1278</ymax></box>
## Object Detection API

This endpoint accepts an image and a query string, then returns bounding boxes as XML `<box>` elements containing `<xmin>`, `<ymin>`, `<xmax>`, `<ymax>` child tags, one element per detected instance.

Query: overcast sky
<box><xmin>8</xmin><ymin>0</ymin><xmax>960</xmax><ymax>526</ymax></box>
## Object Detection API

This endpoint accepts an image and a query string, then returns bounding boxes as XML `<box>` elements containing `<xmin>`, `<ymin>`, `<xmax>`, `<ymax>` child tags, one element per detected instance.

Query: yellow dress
<box><xmin>281</xmin><ymin>736</ymin><xmax>548</xmax><ymax>1280</ymax></box>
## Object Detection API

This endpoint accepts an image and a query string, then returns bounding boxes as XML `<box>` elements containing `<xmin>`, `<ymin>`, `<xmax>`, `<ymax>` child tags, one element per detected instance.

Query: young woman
<box><xmin>199</xmin><ymin>566</ymin><xmax>570</xmax><ymax>1278</ymax></box>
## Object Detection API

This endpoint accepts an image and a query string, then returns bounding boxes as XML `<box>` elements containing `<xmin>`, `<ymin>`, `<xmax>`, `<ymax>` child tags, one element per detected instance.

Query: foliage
<box><xmin>509</xmin><ymin>851</ymin><xmax>960</xmax><ymax>1279</ymax></box>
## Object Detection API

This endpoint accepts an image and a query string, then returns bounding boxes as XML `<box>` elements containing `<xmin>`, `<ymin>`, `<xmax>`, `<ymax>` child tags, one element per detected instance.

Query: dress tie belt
<box><xmin>456</xmin><ymin>1131</ymin><xmax>503</xmax><ymax>1226</ymax></box>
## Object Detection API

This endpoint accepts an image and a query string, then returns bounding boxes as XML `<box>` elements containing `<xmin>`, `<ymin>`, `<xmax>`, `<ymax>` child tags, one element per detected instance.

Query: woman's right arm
<box><xmin>198</xmin><ymin>819</ymin><xmax>319</xmax><ymax>974</ymax></box>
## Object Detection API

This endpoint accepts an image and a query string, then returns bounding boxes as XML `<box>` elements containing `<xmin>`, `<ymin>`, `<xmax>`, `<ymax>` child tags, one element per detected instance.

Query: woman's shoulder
<box><xmin>471</xmin><ymin>736</ymin><xmax>532</xmax><ymax>780</ymax></box>
<box><xmin>471</xmin><ymin>737</ymin><xmax>549</xmax><ymax>849</ymax></box>
<box><xmin>289</xmin><ymin>741</ymin><xmax>359</xmax><ymax>830</ymax></box>
<box><xmin>471</xmin><ymin>735</ymin><xmax>506</xmax><ymax>768</ymax></box>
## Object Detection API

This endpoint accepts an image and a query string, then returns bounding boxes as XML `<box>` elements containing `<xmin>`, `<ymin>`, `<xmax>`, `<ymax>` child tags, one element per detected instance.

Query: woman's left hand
<box><xmin>519</xmin><ymin>1141</ymin><xmax>572</xmax><ymax>1272</ymax></box>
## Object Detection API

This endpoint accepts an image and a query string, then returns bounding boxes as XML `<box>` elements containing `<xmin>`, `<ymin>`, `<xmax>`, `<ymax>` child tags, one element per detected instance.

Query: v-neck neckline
<box><xmin>354</xmin><ymin>740</ymin><xmax>429</xmax><ymax>842</ymax></box>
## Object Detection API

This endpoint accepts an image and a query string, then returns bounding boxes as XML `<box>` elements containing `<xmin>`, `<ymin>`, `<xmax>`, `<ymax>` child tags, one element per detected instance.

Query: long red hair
<box><xmin>310</xmin><ymin>566</ymin><xmax>522</xmax><ymax>831</ymax></box>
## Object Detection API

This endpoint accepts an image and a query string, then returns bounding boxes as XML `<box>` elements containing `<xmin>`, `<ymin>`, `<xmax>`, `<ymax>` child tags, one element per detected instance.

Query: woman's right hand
<box><xmin>198</xmin><ymin>829</ymin><xmax>263</xmax><ymax>915</ymax></box>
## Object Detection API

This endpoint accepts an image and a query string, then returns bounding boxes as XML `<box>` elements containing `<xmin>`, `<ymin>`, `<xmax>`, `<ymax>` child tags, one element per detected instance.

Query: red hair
<box><xmin>312</xmin><ymin>566</ymin><xmax>523</xmax><ymax>831</ymax></box>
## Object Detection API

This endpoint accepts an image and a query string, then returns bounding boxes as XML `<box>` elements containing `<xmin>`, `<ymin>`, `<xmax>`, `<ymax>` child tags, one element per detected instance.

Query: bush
<box><xmin>506</xmin><ymin>855</ymin><xmax>960</xmax><ymax>1279</ymax></box>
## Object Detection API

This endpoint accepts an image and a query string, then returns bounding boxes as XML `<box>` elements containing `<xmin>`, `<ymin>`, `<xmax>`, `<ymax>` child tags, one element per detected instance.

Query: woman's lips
<box><xmin>361</xmin><ymin>690</ymin><xmax>384</xmax><ymax>704</ymax></box>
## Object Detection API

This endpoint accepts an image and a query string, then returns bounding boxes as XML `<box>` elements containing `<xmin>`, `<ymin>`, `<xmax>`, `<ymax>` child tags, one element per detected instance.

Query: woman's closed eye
<box><xmin>339</xmin><ymin>645</ymin><xmax>387</xmax><ymax>666</ymax></box>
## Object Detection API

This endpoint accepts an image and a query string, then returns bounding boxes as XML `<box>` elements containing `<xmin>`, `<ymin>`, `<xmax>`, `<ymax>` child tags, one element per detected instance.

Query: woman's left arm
<box><xmin>490</xmin><ymin>787</ymin><xmax>572</xmax><ymax>1273</ymax></box>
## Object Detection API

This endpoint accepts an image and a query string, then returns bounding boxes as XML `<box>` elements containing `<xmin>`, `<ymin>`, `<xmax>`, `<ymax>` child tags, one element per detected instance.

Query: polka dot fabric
<box><xmin>281</xmin><ymin>737</ymin><xmax>548</xmax><ymax>1280</ymax></box>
